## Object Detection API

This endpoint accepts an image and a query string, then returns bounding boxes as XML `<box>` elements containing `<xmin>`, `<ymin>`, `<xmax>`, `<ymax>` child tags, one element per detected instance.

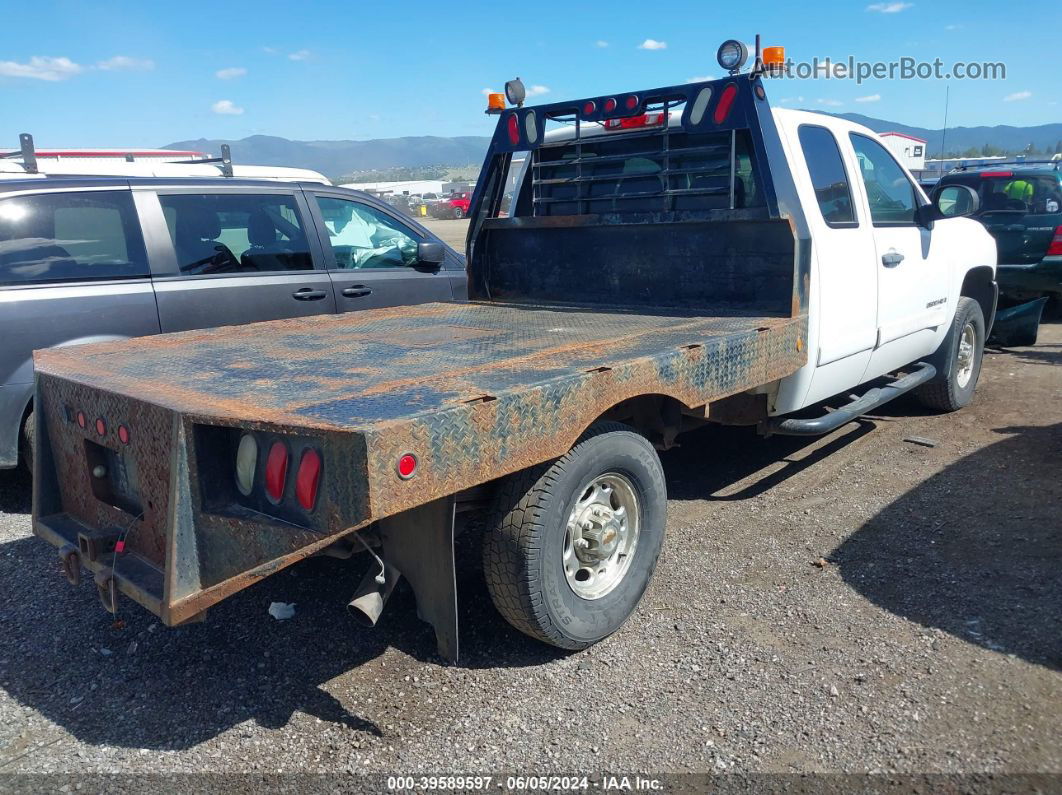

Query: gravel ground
<box><xmin>419</xmin><ymin>217</ymin><xmax>470</xmax><ymax>252</ymax></box>
<box><xmin>0</xmin><ymin>324</ymin><xmax>1058</xmax><ymax>780</ymax></box>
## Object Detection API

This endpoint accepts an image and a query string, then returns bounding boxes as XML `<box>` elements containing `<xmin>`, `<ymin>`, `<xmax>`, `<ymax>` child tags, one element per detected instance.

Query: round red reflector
<box><xmin>265</xmin><ymin>441</ymin><xmax>288</xmax><ymax>501</ymax></box>
<box><xmin>583</xmin><ymin>101</ymin><xmax>596</xmax><ymax>115</ymax></box>
<box><xmin>713</xmin><ymin>83</ymin><xmax>738</xmax><ymax>124</ymax></box>
<box><xmin>118</xmin><ymin>425</ymin><xmax>130</xmax><ymax>444</ymax></box>
<box><xmin>295</xmin><ymin>449</ymin><xmax>322</xmax><ymax>511</ymax></box>
<box><xmin>95</xmin><ymin>418</ymin><xmax>106</xmax><ymax>436</ymax></box>
<box><xmin>506</xmin><ymin>113</ymin><xmax>520</xmax><ymax>146</ymax></box>
<box><xmin>76</xmin><ymin>411</ymin><xmax>86</xmax><ymax>429</ymax></box>
<box><xmin>604</xmin><ymin>97</ymin><xmax>617</xmax><ymax>113</ymax></box>
<box><xmin>397</xmin><ymin>453</ymin><xmax>418</xmax><ymax>479</ymax></box>
<box><xmin>625</xmin><ymin>95</ymin><xmax>638</xmax><ymax>110</ymax></box>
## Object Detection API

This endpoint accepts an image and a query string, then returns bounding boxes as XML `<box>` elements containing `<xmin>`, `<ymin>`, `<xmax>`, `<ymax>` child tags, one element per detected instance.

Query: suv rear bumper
<box><xmin>997</xmin><ymin>258</ymin><xmax>1062</xmax><ymax>298</ymax></box>
<box><xmin>0</xmin><ymin>382</ymin><xmax>32</xmax><ymax>469</ymax></box>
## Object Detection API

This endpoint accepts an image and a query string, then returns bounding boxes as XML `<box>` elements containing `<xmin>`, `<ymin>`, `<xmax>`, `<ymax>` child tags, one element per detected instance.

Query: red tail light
<box><xmin>295</xmin><ymin>449</ymin><xmax>322</xmax><ymax>511</ymax></box>
<box><xmin>583</xmin><ymin>101</ymin><xmax>596</xmax><ymax>115</ymax></box>
<box><xmin>603</xmin><ymin>97</ymin><xmax>617</xmax><ymax>113</ymax></box>
<box><xmin>603</xmin><ymin>112</ymin><xmax>665</xmax><ymax>131</ymax></box>
<box><xmin>118</xmin><ymin>425</ymin><xmax>130</xmax><ymax>444</ymax></box>
<box><xmin>264</xmin><ymin>441</ymin><xmax>288</xmax><ymax>501</ymax></box>
<box><xmin>95</xmin><ymin>418</ymin><xmax>106</xmax><ymax>436</ymax></box>
<box><xmin>76</xmin><ymin>411</ymin><xmax>86</xmax><ymax>429</ymax></box>
<box><xmin>396</xmin><ymin>453</ymin><xmax>418</xmax><ymax>479</ymax></box>
<box><xmin>713</xmin><ymin>83</ymin><xmax>738</xmax><ymax>124</ymax></box>
<box><xmin>624</xmin><ymin>95</ymin><xmax>639</xmax><ymax>110</ymax></box>
<box><xmin>1048</xmin><ymin>226</ymin><xmax>1062</xmax><ymax>257</ymax></box>
<box><xmin>506</xmin><ymin>113</ymin><xmax>520</xmax><ymax>146</ymax></box>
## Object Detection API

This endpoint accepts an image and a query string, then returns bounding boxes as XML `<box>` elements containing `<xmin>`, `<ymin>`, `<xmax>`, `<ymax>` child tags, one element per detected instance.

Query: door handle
<box><xmin>292</xmin><ymin>287</ymin><xmax>328</xmax><ymax>301</ymax></box>
<box><xmin>342</xmin><ymin>285</ymin><xmax>373</xmax><ymax>298</ymax></box>
<box><xmin>881</xmin><ymin>250</ymin><xmax>905</xmax><ymax>268</ymax></box>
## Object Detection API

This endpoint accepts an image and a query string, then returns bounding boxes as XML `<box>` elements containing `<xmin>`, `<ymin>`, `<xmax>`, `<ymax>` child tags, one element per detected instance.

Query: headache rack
<box><xmin>530</xmin><ymin>112</ymin><xmax>757</xmax><ymax>216</ymax></box>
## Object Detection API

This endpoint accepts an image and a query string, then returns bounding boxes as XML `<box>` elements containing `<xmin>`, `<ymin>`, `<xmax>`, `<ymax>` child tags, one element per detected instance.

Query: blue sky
<box><xmin>1</xmin><ymin>0</ymin><xmax>1059</xmax><ymax>147</ymax></box>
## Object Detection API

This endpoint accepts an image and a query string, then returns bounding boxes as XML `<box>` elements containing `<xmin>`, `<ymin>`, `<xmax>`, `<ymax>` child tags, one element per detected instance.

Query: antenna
<box><xmin>938</xmin><ymin>84</ymin><xmax>950</xmax><ymax>179</ymax></box>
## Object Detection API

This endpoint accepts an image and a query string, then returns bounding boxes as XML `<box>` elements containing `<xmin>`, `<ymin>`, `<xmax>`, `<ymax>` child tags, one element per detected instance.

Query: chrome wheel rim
<box><xmin>956</xmin><ymin>322</ymin><xmax>976</xmax><ymax>389</ymax></box>
<box><xmin>563</xmin><ymin>472</ymin><xmax>640</xmax><ymax>600</ymax></box>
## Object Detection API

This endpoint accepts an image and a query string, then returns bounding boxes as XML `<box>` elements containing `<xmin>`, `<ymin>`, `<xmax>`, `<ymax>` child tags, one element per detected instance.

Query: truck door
<box><xmin>794</xmin><ymin>125</ymin><xmax>877</xmax><ymax>369</ymax></box>
<box><xmin>306</xmin><ymin>192</ymin><xmax>454</xmax><ymax>312</ymax></box>
<box><xmin>848</xmin><ymin>134</ymin><xmax>948</xmax><ymax>354</ymax></box>
<box><xmin>142</xmin><ymin>188</ymin><xmax>337</xmax><ymax>333</ymax></box>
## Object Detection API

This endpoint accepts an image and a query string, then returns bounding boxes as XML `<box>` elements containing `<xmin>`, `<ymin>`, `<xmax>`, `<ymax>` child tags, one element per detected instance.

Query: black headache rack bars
<box><xmin>465</xmin><ymin>73</ymin><xmax>813</xmax><ymax>312</ymax></box>
<box><xmin>950</xmin><ymin>159</ymin><xmax>1061</xmax><ymax>173</ymax></box>
<box><xmin>2</xmin><ymin>133</ymin><xmax>234</xmax><ymax>177</ymax></box>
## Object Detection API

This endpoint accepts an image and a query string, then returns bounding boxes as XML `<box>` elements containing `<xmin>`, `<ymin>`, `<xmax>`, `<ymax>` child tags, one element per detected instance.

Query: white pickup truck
<box><xmin>31</xmin><ymin>53</ymin><xmax>996</xmax><ymax>664</ymax></box>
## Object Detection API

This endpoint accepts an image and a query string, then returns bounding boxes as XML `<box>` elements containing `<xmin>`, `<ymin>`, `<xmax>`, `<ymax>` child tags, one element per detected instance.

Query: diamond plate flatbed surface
<box><xmin>35</xmin><ymin>301</ymin><xmax>804</xmax><ymax>431</ymax></box>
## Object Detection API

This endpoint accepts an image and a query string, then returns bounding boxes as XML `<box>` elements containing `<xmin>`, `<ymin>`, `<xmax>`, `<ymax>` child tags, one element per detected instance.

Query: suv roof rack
<box><xmin>951</xmin><ymin>158</ymin><xmax>1061</xmax><ymax>172</ymax></box>
<box><xmin>2</xmin><ymin>133</ymin><xmax>234</xmax><ymax>177</ymax></box>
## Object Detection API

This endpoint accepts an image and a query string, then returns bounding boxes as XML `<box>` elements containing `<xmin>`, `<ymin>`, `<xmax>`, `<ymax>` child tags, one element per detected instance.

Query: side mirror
<box><xmin>417</xmin><ymin>241</ymin><xmax>445</xmax><ymax>266</ymax></box>
<box><xmin>931</xmin><ymin>184</ymin><xmax>980</xmax><ymax>220</ymax></box>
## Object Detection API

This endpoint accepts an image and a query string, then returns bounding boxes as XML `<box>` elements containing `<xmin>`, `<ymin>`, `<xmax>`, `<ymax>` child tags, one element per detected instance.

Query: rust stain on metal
<box><xmin>34</xmin><ymin>301</ymin><xmax>808</xmax><ymax>625</ymax></box>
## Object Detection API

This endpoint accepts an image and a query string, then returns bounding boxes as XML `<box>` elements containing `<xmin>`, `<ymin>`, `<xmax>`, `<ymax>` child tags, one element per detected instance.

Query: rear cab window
<box><xmin>0</xmin><ymin>190</ymin><xmax>148</xmax><ymax>286</ymax></box>
<box><xmin>158</xmin><ymin>193</ymin><xmax>314</xmax><ymax>275</ymax></box>
<box><xmin>797</xmin><ymin>125</ymin><xmax>857</xmax><ymax>227</ymax></box>
<box><xmin>527</xmin><ymin>123</ymin><xmax>765</xmax><ymax>217</ymax></box>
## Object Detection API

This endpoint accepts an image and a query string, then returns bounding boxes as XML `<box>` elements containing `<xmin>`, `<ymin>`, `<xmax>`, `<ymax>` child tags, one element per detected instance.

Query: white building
<box><xmin>879</xmin><ymin>132</ymin><xmax>927</xmax><ymax>171</ymax></box>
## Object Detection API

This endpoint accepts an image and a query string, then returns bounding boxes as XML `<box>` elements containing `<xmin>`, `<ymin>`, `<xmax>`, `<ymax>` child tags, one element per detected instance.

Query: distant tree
<box><xmin>961</xmin><ymin>146</ymin><xmax>982</xmax><ymax>158</ymax></box>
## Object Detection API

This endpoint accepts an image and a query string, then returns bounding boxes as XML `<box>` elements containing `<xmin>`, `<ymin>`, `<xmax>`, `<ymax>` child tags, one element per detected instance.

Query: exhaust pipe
<box><xmin>347</xmin><ymin>562</ymin><xmax>400</xmax><ymax>627</ymax></box>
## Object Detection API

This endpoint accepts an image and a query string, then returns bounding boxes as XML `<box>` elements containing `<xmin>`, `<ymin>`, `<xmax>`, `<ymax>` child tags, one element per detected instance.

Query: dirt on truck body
<box><xmin>33</xmin><ymin>69</ymin><xmax>818</xmax><ymax>659</ymax></box>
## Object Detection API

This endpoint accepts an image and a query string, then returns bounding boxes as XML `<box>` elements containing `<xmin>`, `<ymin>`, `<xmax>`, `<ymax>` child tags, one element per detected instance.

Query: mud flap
<box><xmin>378</xmin><ymin>496</ymin><xmax>459</xmax><ymax>663</ymax></box>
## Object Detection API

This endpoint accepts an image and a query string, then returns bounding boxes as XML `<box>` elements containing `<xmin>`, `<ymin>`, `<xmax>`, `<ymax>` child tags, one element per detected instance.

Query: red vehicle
<box><xmin>430</xmin><ymin>191</ymin><xmax>472</xmax><ymax>219</ymax></box>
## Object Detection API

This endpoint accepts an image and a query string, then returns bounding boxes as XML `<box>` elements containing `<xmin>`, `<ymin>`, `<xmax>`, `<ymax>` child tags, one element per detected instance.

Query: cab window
<box><xmin>158</xmin><ymin>193</ymin><xmax>313</xmax><ymax>275</ymax></box>
<box><xmin>849</xmin><ymin>133</ymin><xmax>918</xmax><ymax>226</ymax></box>
<box><xmin>797</xmin><ymin>125</ymin><xmax>856</xmax><ymax>227</ymax></box>
<box><xmin>0</xmin><ymin>191</ymin><xmax>147</xmax><ymax>285</ymax></box>
<box><xmin>315</xmin><ymin>196</ymin><xmax>420</xmax><ymax>269</ymax></box>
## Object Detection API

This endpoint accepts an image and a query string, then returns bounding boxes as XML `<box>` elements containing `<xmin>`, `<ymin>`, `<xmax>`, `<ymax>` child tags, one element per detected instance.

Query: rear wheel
<box><xmin>483</xmin><ymin>422</ymin><xmax>666</xmax><ymax>649</ymax></box>
<box><xmin>20</xmin><ymin>410</ymin><xmax>34</xmax><ymax>474</ymax></box>
<box><xmin>453</xmin><ymin>207</ymin><xmax>464</xmax><ymax>220</ymax></box>
<box><xmin>915</xmin><ymin>297</ymin><xmax>985</xmax><ymax>412</ymax></box>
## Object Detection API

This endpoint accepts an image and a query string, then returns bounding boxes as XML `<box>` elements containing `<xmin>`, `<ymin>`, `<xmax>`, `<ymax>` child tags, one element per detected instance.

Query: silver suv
<box><xmin>0</xmin><ymin>176</ymin><xmax>466</xmax><ymax>470</ymax></box>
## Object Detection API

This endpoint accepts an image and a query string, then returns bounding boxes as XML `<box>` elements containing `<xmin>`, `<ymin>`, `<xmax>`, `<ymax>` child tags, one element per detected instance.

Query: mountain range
<box><xmin>165</xmin><ymin>114</ymin><xmax>1062</xmax><ymax>177</ymax></box>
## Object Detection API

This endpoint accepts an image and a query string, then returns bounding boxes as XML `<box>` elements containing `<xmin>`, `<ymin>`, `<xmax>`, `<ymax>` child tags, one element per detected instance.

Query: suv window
<box><xmin>159</xmin><ymin>193</ymin><xmax>313</xmax><ymax>275</ymax></box>
<box><xmin>315</xmin><ymin>196</ymin><xmax>420</xmax><ymax>269</ymax></box>
<box><xmin>0</xmin><ymin>191</ymin><xmax>147</xmax><ymax>285</ymax></box>
<box><xmin>849</xmin><ymin>133</ymin><xmax>918</xmax><ymax>225</ymax></box>
<box><xmin>954</xmin><ymin>174</ymin><xmax>1062</xmax><ymax>215</ymax></box>
<box><xmin>798</xmin><ymin>125</ymin><xmax>856</xmax><ymax>227</ymax></box>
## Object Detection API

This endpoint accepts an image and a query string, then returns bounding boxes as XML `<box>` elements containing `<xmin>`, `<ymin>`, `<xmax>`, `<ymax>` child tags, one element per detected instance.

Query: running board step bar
<box><xmin>762</xmin><ymin>362</ymin><xmax>937</xmax><ymax>437</ymax></box>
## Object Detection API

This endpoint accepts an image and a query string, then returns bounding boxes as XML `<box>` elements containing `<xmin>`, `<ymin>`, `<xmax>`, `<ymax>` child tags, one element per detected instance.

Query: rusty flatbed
<box><xmin>33</xmin><ymin>301</ymin><xmax>805</xmax><ymax>625</ymax></box>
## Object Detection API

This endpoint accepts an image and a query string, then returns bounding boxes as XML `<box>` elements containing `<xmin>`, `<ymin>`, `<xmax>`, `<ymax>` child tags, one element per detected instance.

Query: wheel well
<box><xmin>961</xmin><ymin>266</ymin><xmax>997</xmax><ymax>333</ymax></box>
<box><xmin>17</xmin><ymin>397</ymin><xmax>33</xmax><ymax>466</ymax></box>
<box><xmin>586</xmin><ymin>394</ymin><xmax>700</xmax><ymax>449</ymax></box>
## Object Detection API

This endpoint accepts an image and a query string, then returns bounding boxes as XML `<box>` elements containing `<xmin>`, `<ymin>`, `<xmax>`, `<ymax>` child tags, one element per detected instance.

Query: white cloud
<box><xmin>262</xmin><ymin>46</ymin><xmax>278</xmax><ymax>55</ymax></box>
<box><xmin>637</xmin><ymin>39</ymin><xmax>668</xmax><ymax>50</ymax></box>
<box><xmin>526</xmin><ymin>85</ymin><xmax>550</xmax><ymax>97</ymax></box>
<box><xmin>779</xmin><ymin>96</ymin><xmax>805</xmax><ymax>104</ymax></box>
<box><xmin>481</xmin><ymin>87</ymin><xmax>497</xmax><ymax>96</ymax></box>
<box><xmin>866</xmin><ymin>2</ymin><xmax>914</xmax><ymax>12</ymax></box>
<box><xmin>1004</xmin><ymin>90</ymin><xmax>1032</xmax><ymax>102</ymax></box>
<box><xmin>216</xmin><ymin>66</ymin><xmax>247</xmax><ymax>80</ymax></box>
<box><xmin>856</xmin><ymin>93</ymin><xmax>881</xmax><ymax>103</ymax></box>
<box><xmin>288</xmin><ymin>49</ymin><xmax>311</xmax><ymax>61</ymax></box>
<box><xmin>686</xmin><ymin>75</ymin><xmax>715</xmax><ymax>83</ymax></box>
<box><xmin>817</xmin><ymin>98</ymin><xmax>844</xmax><ymax>107</ymax></box>
<box><xmin>96</xmin><ymin>55</ymin><xmax>154</xmax><ymax>71</ymax></box>
<box><xmin>0</xmin><ymin>55</ymin><xmax>84</xmax><ymax>81</ymax></box>
<box><xmin>211</xmin><ymin>99</ymin><xmax>244</xmax><ymax>115</ymax></box>
<box><xmin>944</xmin><ymin>23</ymin><xmax>962</xmax><ymax>30</ymax></box>
<box><xmin>595</xmin><ymin>40</ymin><xmax>609</xmax><ymax>48</ymax></box>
